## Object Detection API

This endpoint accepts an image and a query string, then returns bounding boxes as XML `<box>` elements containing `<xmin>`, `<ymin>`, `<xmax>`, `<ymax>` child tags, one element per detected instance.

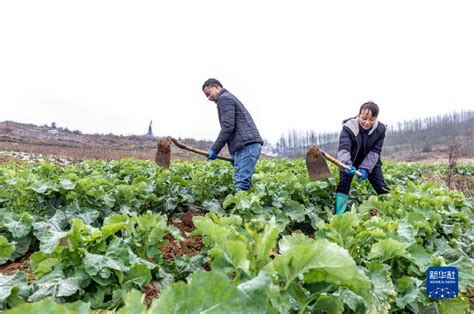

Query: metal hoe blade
<box><xmin>305</xmin><ymin>145</ymin><xmax>332</xmax><ymax>181</ymax></box>
<box><xmin>155</xmin><ymin>137</ymin><xmax>172</xmax><ymax>168</ymax></box>
<box><xmin>155</xmin><ymin>136</ymin><xmax>232</xmax><ymax>168</ymax></box>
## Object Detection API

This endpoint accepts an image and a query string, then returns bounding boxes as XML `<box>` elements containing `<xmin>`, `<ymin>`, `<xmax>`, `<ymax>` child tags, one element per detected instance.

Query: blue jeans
<box><xmin>232</xmin><ymin>143</ymin><xmax>262</xmax><ymax>191</ymax></box>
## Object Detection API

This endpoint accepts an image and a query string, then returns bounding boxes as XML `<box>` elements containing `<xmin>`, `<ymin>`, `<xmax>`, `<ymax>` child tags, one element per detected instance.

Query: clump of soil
<box><xmin>0</xmin><ymin>254</ymin><xmax>35</xmax><ymax>281</ymax></box>
<box><xmin>171</xmin><ymin>211</ymin><xmax>196</xmax><ymax>234</ymax></box>
<box><xmin>160</xmin><ymin>211</ymin><xmax>204</xmax><ymax>261</ymax></box>
<box><xmin>465</xmin><ymin>286</ymin><xmax>474</xmax><ymax>311</ymax></box>
<box><xmin>142</xmin><ymin>282</ymin><xmax>160</xmax><ymax>306</ymax></box>
<box><xmin>161</xmin><ymin>235</ymin><xmax>204</xmax><ymax>261</ymax></box>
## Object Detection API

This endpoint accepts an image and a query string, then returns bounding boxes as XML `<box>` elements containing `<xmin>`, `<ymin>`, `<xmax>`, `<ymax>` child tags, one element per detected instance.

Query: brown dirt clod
<box><xmin>370</xmin><ymin>208</ymin><xmax>378</xmax><ymax>216</ymax></box>
<box><xmin>160</xmin><ymin>211</ymin><xmax>204</xmax><ymax>261</ymax></box>
<box><xmin>142</xmin><ymin>282</ymin><xmax>160</xmax><ymax>306</ymax></box>
<box><xmin>0</xmin><ymin>254</ymin><xmax>35</xmax><ymax>281</ymax></box>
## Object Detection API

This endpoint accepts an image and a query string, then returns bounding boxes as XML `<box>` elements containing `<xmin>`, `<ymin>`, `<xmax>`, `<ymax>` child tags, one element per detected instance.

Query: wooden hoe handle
<box><xmin>320</xmin><ymin>150</ymin><xmax>362</xmax><ymax>176</ymax></box>
<box><xmin>170</xmin><ymin>138</ymin><xmax>232</xmax><ymax>162</ymax></box>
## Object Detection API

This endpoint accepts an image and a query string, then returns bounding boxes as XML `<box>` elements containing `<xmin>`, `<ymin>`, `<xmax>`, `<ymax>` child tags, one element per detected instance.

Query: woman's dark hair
<box><xmin>359</xmin><ymin>101</ymin><xmax>379</xmax><ymax>117</ymax></box>
<box><xmin>202</xmin><ymin>78</ymin><xmax>223</xmax><ymax>91</ymax></box>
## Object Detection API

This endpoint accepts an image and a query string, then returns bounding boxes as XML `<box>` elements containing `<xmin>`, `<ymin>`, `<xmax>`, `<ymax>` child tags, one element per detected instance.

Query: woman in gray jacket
<box><xmin>335</xmin><ymin>101</ymin><xmax>390</xmax><ymax>214</ymax></box>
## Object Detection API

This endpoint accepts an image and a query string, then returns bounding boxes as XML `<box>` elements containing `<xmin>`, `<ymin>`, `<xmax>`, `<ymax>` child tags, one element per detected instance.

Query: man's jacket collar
<box><xmin>215</xmin><ymin>88</ymin><xmax>227</xmax><ymax>103</ymax></box>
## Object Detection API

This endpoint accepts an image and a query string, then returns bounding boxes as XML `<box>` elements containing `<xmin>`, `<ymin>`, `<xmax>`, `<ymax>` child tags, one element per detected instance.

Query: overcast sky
<box><xmin>1</xmin><ymin>0</ymin><xmax>473</xmax><ymax>144</ymax></box>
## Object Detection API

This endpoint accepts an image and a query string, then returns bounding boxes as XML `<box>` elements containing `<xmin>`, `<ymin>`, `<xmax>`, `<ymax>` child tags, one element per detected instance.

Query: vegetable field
<box><xmin>0</xmin><ymin>158</ymin><xmax>473</xmax><ymax>313</ymax></box>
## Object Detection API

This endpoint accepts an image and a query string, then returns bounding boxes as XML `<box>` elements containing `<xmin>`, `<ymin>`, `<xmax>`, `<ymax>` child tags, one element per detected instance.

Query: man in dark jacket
<box><xmin>202</xmin><ymin>78</ymin><xmax>263</xmax><ymax>192</ymax></box>
<box><xmin>335</xmin><ymin>101</ymin><xmax>390</xmax><ymax>214</ymax></box>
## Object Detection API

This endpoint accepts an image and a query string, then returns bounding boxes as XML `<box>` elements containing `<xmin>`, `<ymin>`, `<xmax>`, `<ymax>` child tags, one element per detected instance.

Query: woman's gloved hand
<box><xmin>343</xmin><ymin>163</ymin><xmax>357</xmax><ymax>175</ymax></box>
<box><xmin>357</xmin><ymin>168</ymin><xmax>369</xmax><ymax>181</ymax></box>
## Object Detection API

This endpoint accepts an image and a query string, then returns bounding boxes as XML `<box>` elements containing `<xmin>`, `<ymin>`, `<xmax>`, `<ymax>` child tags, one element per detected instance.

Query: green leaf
<box><xmin>395</xmin><ymin>277</ymin><xmax>420</xmax><ymax>309</ymax></box>
<box><xmin>63</xmin><ymin>201</ymin><xmax>100</xmax><ymax>226</ymax></box>
<box><xmin>84</xmin><ymin>237</ymin><xmax>154</xmax><ymax>284</ymax></box>
<box><xmin>396</xmin><ymin>276</ymin><xmax>415</xmax><ymax>292</ymax></box>
<box><xmin>33</xmin><ymin>211</ymin><xmax>68</xmax><ymax>254</ymax></box>
<box><xmin>278</xmin><ymin>233</ymin><xmax>314</xmax><ymax>254</ymax></box>
<box><xmin>193</xmin><ymin>216</ymin><xmax>230</xmax><ymax>247</ymax></box>
<box><xmin>103</xmin><ymin>214</ymin><xmax>129</xmax><ymax>226</ymax></box>
<box><xmin>310</xmin><ymin>294</ymin><xmax>344</xmax><ymax>314</ymax></box>
<box><xmin>368</xmin><ymin>238</ymin><xmax>407</xmax><ymax>262</ymax></box>
<box><xmin>7</xmin><ymin>237</ymin><xmax>31</xmax><ymax>262</ymax></box>
<box><xmin>193</xmin><ymin>215</ymin><xmax>250</xmax><ymax>273</ymax></box>
<box><xmin>0</xmin><ymin>272</ymin><xmax>30</xmax><ymax>307</ymax></box>
<box><xmin>117</xmin><ymin>289</ymin><xmax>146</xmax><ymax>314</ymax></box>
<box><xmin>5</xmin><ymin>298</ymin><xmax>90</xmax><ymax>314</ymax></box>
<box><xmin>59</xmin><ymin>178</ymin><xmax>76</xmax><ymax>190</ymax></box>
<box><xmin>438</xmin><ymin>297</ymin><xmax>469</xmax><ymax>314</ymax></box>
<box><xmin>406</xmin><ymin>244</ymin><xmax>433</xmax><ymax>272</ymax></box>
<box><xmin>226</xmin><ymin>241</ymin><xmax>251</xmax><ymax>273</ymax></box>
<box><xmin>285</xmin><ymin>200</ymin><xmax>306</xmax><ymax>222</ymax></box>
<box><xmin>365</xmin><ymin>263</ymin><xmax>396</xmax><ymax>313</ymax></box>
<box><xmin>209</xmin><ymin>240</ymin><xmax>250</xmax><ymax>273</ymax></box>
<box><xmin>67</xmin><ymin>219</ymin><xmax>90</xmax><ymax>251</ymax></box>
<box><xmin>28</xmin><ymin>268</ymin><xmax>86</xmax><ymax>302</ymax></box>
<box><xmin>29</xmin><ymin>181</ymin><xmax>55</xmax><ymax>194</ymax></box>
<box><xmin>0</xmin><ymin>236</ymin><xmax>14</xmax><ymax>260</ymax></box>
<box><xmin>122</xmin><ymin>265</ymin><xmax>152</xmax><ymax>289</ymax></box>
<box><xmin>147</xmin><ymin>220</ymin><xmax>169</xmax><ymax>245</ymax></box>
<box><xmin>37</xmin><ymin>228</ymin><xmax>67</xmax><ymax>254</ymax></box>
<box><xmin>340</xmin><ymin>289</ymin><xmax>366</xmax><ymax>312</ymax></box>
<box><xmin>30</xmin><ymin>252</ymin><xmax>59</xmax><ymax>279</ymax></box>
<box><xmin>254</xmin><ymin>217</ymin><xmax>280</xmax><ymax>268</ymax></box>
<box><xmin>316</xmin><ymin>212</ymin><xmax>359</xmax><ymax>249</ymax></box>
<box><xmin>236</xmin><ymin>270</ymin><xmax>272</xmax><ymax>310</ymax></box>
<box><xmin>396</xmin><ymin>221</ymin><xmax>416</xmax><ymax>244</ymax></box>
<box><xmin>202</xmin><ymin>200</ymin><xmax>224</xmax><ymax>213</ymax></box>
<box><xmin>274</xmin><ymin>239</ymin><xmax>372</xmax><ymax>302</ymax></box>
<box><xmin>152</xmin><ymin>271</ymin><xmax>271</xmax><ymax>313</ymax></box>
<box><xmin>449</xmin><ymin>257</ymin><xmax>474</xmax><ymax>292</ymax></box>
<box><xmin>83</xmin><ymin>253</ymin><xmax>111</xmax><ymax>278</ymax></box>
<box><xmin>3</xmin><ymin>213</ymin><xmax>33</xmax><ymax>239</ymax></box>
<box><xmin>101</xmin><ymin>222</ymin><xmax>126</xmax><ymax>239</ymax></box>
<box><xmin>135</xmin><ymin>212</ymin><xmax>160</xmax><ymax>232</ymax></box>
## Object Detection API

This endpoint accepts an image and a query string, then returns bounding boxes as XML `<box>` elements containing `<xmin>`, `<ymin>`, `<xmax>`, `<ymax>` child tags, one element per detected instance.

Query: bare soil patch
<box><xmin>160</xmin><ymin>211</ymin><xmax>204</xmax><ymax>261</ymax></box>
<box><xmin>0</xmin><ymin>253</ymin><xmax>35</xmax><ymax>281</ymax></box>
<box><xmin>142</xmin><ymin>282</ymin><xmax>160</xmax><ymax>306</ymax></box>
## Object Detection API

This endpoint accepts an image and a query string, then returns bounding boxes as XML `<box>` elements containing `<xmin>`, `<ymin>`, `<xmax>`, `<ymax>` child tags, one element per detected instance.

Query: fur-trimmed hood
<box><xmin>342</xmin><ymin>117</ymin><xmax>379</xmax><ymax>136</ymax></box>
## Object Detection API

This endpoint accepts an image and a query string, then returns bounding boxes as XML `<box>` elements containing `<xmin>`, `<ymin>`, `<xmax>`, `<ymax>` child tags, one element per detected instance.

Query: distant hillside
<box><xmin>0</xmin><ymin>121</ymin><xmax>214</xmax><ymax>161</ymax></box>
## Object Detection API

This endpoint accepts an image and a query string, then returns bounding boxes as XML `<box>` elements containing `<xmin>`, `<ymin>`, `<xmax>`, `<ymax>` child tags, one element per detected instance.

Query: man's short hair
<box><xmin>202</xmin><ymin>78</ymin><xmax>223</xmax><ymax>91</ymax></box>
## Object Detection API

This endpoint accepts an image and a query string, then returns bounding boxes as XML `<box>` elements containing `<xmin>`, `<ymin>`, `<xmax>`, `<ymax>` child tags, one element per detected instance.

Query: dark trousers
<box><xmin>336</xmin><ymin>164</ymin><xmax>390</xmax><ymax>195</ymax></box>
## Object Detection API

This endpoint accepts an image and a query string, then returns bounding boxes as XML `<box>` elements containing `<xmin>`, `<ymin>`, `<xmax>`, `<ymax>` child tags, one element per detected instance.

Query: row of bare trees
<box><xmin>276</xmin><ymin>110</ymin><xmax>473</xmax><ymax>157</ymax></box>
<box><xmin>276</xmin><ymin>130</ymin><xmax>340</xmax><ymax>157</ymax></box>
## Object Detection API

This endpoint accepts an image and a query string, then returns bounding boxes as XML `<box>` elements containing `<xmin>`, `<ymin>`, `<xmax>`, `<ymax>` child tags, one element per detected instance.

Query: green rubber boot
<box><xmin>335</xmin><ymin>193</ymin><xmax>349</xmax><ymax>215</ymax></box>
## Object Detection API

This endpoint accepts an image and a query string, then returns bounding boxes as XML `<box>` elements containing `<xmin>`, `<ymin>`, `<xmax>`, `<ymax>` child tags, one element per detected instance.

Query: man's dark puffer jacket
<box><xmin>211</xmin><ymin>89</ymin><xmax>263</xmax><ymax>155</ymax></box>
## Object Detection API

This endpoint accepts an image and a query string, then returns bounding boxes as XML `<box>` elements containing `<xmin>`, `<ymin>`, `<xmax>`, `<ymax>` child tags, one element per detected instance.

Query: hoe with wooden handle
<box><xmin>305</xmin><ymin>145</ymin><xmax>362</xmax><ymax>181</ymax></box>
<box><xmin>156</xmin><ymin>137</ymin><xmax>232</xmax><ymax>168</ymax></box>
